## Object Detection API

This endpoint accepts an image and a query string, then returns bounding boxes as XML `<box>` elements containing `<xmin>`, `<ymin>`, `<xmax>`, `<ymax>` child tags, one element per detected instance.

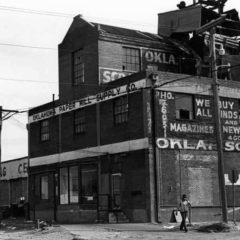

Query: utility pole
<box><xmin>210</xmin><ymin>27</ymin><xmax>228</xmax><ymax>223</ymax></box>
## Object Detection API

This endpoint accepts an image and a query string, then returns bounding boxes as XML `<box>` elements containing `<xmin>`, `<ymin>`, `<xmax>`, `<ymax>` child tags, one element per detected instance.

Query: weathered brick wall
<box><xmin>59</xmin><ymin>21</ymin><xmax>99</xmax><ymax>102</ymax></box>
<box><xmin>61</xmin><ymin>105</ymin><xmax>98</xmax><ymax>152</ymax></box>
<box><xmin>157</xmin><ymin>149</ymin><xmax>220</xmax><ymax>207</ymax></box>
<box><xmin>99</xmin><ymin>40</ymin><xmax>123</xmax><ymax>70</ymax></box>
<box><xmin>100</xmin><ymin>92</ymin><xmax>145</xmax><ymax>145</ymax></box>
<box><xmin>29</xmin><ymin>116</ymin><xmax>59</xmax><ymax>158</ymax></box>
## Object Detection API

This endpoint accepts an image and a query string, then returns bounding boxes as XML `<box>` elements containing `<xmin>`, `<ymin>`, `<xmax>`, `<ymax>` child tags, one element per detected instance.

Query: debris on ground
<box><xmin>197</xmin><ymin>222</ymin><xmax>231</xmax><ymax>233</ymax></box>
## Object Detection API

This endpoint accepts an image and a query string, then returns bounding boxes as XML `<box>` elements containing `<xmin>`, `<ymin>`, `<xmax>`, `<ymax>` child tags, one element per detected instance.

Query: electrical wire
<box><xmin>0</xmin><ymin>5</ymin><xmax>74</xmax><ymax>18</ymax></box>
<box><xmin>5</xmin><ymin>62</ymin><xmax>240</xmax><ymax>116</ymax></box>
<box><xmin>0</xmin><ymin>42</ymin><xmax>57</xmax><ymax>50</ymax></box>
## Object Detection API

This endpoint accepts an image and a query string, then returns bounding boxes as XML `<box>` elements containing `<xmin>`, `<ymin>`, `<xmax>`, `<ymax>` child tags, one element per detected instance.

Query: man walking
<box><xmin>178</xmin><ymin>194</ymin><xmax>191</xmax><ymax>232</ymax></box>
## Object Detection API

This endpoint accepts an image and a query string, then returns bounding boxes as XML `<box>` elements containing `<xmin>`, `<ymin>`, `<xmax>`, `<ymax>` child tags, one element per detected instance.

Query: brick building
<box><xmin>28</xmin><ymin>3</ymin><xmax>240</xmax><ymax>223</ymax></box>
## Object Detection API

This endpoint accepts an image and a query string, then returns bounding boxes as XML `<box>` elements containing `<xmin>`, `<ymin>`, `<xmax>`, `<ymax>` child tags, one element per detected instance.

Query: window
<box><xmin>73</xmin><ymin>49</ymin><xmax>84</xmax><ymax>85</ymax></box>
<box><xmin>60</xmin><ymin>166</ymin><xmax>79</xmax><ymax>204</ymax></box>
<box><xmin>60</xmin><ymin>168</ymin><xmax>68</xmax><ymax>204</ymax></box>
<box><xmin>123</xmin><ymin>47</ymin><xmax>140</xmax><ymax>71</ymax></box>
<box><xmin>74</xmin><ymin>109</ymin><xmax>86</xmax><ymax>134</ymax></box>
<box><xmin>81</xmin><ymin>166</ymin><xmax>97</xmax><ymax>204</ymax></box>
<box><xmin>175</xmin><ymin>94</ymin><xmax>194</xmax><ymax>120</ymax></box>
<box><xmin>40</xmin><ymin>176</ymin><xmax>49</xmax><ymax>200</ymax></box>
<box><xmin>59</xmin><ymin>165</ymin><xmax>97</xmax><ymax>205</ymax></box>
<box><xmin>40</xmin><ymin>120</ymin><xmax>49</xmax><ymax>141</ymax></box>
<box><xmin>114</xmin><ymin>96</ymin><xmax>128</xmax><ymax>124</ymax></box>
<box><xmin>69</xmin><ymin>166</ymin><xmax>79</xmax><ymax>203</ymax></box>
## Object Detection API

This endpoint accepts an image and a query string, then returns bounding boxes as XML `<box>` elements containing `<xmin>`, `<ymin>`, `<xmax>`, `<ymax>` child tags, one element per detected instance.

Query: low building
<box><xmin>0</xmin><ymin>157</ymin><xmax>28</xmax><ymax>218</ymax></box>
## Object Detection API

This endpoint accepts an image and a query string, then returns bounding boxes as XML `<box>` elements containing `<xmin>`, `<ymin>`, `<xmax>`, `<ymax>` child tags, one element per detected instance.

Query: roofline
<box><xmin>2</xmin><ymin>156</ymin><xmax>28</xmax><ymax>163</ymax></box>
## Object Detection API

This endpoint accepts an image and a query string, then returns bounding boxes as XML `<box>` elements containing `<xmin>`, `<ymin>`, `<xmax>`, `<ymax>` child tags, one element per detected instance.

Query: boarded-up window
<box><xmin>188</xmin><ymin>167</ymin><xmax>213</xmax><ymax>206</ymax></box>
<box><xmin>175</xmin><ymin>94</ymin><xmax>194</xmax><ymax>120</ymax></box>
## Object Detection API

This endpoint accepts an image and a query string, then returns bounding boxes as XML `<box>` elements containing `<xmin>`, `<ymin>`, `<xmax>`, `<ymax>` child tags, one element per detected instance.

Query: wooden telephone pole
<box><xmin>210</xmin><ymin>28</ymin><xmax>228</xmax><ymax>223</ymax></box>
<box><xmin>196</xmin><ymin>15</ymin><xmax>228</xmax><ymax>223</ymax></box>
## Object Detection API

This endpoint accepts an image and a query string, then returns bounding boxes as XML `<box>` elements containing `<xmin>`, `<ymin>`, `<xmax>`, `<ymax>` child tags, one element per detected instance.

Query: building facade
<box><xmin>28</xmin><ymin>3</ymin><xmax>240</xmax><ymax>223</ymax></box>
<box><xmin>28</xmin><ymin>70</ymin><xmax>240</xmax><ymax>223</ymax></box>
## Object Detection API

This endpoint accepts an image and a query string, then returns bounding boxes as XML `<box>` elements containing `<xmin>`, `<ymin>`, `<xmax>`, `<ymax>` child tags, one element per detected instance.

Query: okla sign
<box><xmin>156</xmin><ymin>138</ymin><xmax>240</xmax><ymax>152</ymax></box>
<box><xmin>156</xmin><ymin>138</ymin><xmax>213</xmax><ymax>151</ymax></box>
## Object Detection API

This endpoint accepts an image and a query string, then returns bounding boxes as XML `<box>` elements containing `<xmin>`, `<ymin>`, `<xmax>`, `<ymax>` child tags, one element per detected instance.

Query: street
<box><xmin>0</xmin><ymin>218</ymin><xmax>240</xmax><ymax>240</ymax></box>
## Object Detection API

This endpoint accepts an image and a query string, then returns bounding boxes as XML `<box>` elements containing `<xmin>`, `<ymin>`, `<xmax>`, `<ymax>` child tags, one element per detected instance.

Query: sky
<box><xmin>0</xmin><ymin>0</ymin><xmax>239</xmax><ymax>161</ymax></box>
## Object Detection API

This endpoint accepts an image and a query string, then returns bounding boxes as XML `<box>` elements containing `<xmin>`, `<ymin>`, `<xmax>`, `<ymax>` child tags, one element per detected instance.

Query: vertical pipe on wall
<box><xmin>146</xmin><ymin>77</ymin><xmax>157</xmax><ymax>223</ymax></box>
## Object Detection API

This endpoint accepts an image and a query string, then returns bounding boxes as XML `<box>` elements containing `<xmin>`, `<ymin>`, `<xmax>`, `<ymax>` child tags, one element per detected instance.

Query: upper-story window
<box><xmin>73</xmin><ymin>49</ymin><xmax>84</xmax><ymax>85</ymax></box>
<box><xmin>175</xmin><ymin>94</ymin><xmax>194</xmax><ymax>120</ymax></box>
<box><xmin>74</xmin><ymin>109</ymin><xmax>86</xmax><ymax>134</ymax></box>
<box><xmin>40</xmin><ymin>120</ymin><xmax>50</xmax><ymax>141</ymax></box>
<box><xmin>114</xmin><ymin>96</ymin><xmax>128</xmax><ymax>124</ymax></box>
<box><xmin>122</xmin><ymin>47</ymin><xmax>140</xmax><ymax>72</ymax></box>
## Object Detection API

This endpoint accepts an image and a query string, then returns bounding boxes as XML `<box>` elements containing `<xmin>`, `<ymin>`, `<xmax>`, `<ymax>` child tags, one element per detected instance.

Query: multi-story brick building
<box><xmin>28</xmin><ymin>2</ymin><xmax>240</xmax><ymax>223</ymax></box>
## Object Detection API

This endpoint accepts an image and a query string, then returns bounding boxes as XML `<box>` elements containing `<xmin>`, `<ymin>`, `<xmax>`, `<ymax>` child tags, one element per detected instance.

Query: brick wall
<box><xmin>59</xmin><ymin>21</ymin><xmax>99</xmax><ymax>102</ymax></box>
<box><xmin>100</xmin><ymin>92</ymin><xmax>145</xmax><ymax>145</ymax></box>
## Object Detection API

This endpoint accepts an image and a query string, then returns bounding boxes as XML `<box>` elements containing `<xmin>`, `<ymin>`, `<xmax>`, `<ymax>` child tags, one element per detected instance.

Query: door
<box><xmin>111</xmin><ymin>173</ymin><xmax>121</xmax><ymax>209</ymax></box>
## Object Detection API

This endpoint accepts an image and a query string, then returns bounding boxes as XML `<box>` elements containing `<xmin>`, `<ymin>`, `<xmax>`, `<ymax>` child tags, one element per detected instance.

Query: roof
<box><xmin>91</xmin><ymin>22</ymin><xmax>167</xmax><ymax>42</ymax></box>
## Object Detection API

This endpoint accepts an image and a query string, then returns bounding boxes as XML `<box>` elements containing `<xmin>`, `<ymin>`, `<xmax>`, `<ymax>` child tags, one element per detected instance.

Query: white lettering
<box><xmin>144</xmin><ymin>50</ymin><xmax>176</xmax><ymax>65</ymax></box>
<box><xmin>156</xmin><ymin>138</ymin><xmax>212</xmax><ymax>151</ymax></box>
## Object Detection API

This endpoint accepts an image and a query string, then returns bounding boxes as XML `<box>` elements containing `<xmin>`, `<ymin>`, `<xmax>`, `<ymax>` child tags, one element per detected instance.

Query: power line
<box><xmin>0</xmin><ymin>42</ymin><xmax>56</xmax><ymax>51</ymax></box>
<box><xmin>0</xmin><ymin>5</ymin><xmax>74</xmax><ymax>18</ymax></box>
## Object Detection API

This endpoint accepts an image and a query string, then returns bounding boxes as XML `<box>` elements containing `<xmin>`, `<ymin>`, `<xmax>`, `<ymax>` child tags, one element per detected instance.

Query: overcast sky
<box><xmin>0</xmin><ymin>0</ymin><xmax>239</xmax><ymax>161</ymax></box>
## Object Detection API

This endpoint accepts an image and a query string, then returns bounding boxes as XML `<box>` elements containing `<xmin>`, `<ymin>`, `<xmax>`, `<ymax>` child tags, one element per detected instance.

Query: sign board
<box><xmin>29</xmin><ymin>80</ymin><xmax>146</xmax><ymax>123</ymax></box>
<box><xmin>99</xmin><ymin>68</ymin><xmax>133</xmax><ymax>84</ymax></box>
<box><xmin>0</xmin><ymin>158</ymin><xmax>28</xmax><ymax>180</ymax></box>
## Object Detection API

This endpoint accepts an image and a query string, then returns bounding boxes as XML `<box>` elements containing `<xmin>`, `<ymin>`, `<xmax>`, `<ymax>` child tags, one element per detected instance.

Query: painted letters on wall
<box><xmin>155</xmin><ymin>90</ymin><xmax>240</xmax><ymax>152</ymax></box>
<box><xmin>0</xmin><ymin>158</ymin><xmax>28</xmax><ymax>180</ymax></box>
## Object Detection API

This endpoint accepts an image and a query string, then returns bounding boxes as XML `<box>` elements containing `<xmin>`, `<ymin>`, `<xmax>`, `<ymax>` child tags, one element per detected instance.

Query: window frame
<box><xmin>40</xmin><ymin>175</ymin><xmax>49</xmax><ymax>200</ymax></box>
<box><xmin>59</xmin><ymin>166</ymin><xmax>79</xmax><ymax>205</ymax></box>
<box><xmin>80</xmin><ymin>165</ymin><xmax>98</xmax><ymax>204</ymax></box>
<box><xmin>113</xmin><ymin>95</ymin><xmax>129</xmax><ymax>125</ymax></box>
<box><xmin>74</xmin><ymin>109</ymin><xmax>86</xmax><ymax>134</ymax></box>
<box><xmin>72</xmin><ymin>49</ymin><xmax>84</xmax><ymax>86</ymax></box>
<box><xmin>59</xmin><ymin>164</ymin><xmax>97</xmax><ymax>205</ymax></box>
<box><xmin>40</xmin><ymin>119</ymin><xmax>50</xmax><ymax>142</ymax></box>
<box><xmin>122</xmin><ymin>47</ymin><xmax>140</xmax><ymax>72</ymax></box>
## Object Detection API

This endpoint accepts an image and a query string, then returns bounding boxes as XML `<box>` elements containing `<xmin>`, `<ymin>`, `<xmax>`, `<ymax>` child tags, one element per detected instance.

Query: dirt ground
<box><xmin>65</xmin><ymin>223</ymin><xmax>240</xmax><ymax>240</ymax></box>
<box><xmin>1</xmin><ymin>218</ymin><xmax>240</xmax><ymax>240</ymax></box>
<box><xmin>0</xmin><ymin>218</ymin><xmax>73</xmax><ymax>240</ymax></box>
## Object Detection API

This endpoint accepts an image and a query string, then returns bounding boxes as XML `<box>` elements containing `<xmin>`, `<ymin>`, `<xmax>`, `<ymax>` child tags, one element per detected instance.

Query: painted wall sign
<box><xmin>99</xmin><ymin>68</ymin><xmax>132</xmax><ymax>84</ymax></box>
<box><xmin>143</xmin><ymin>49</ymin><xmax>177</xmax><ymax>65</ymax></box>
<box><xmin>156</xmin><ymin>138</ymin><xmax>240</xmax><ymax>152</ymax></box>
<box><xmin>169</xmin><ymin>123</ymin><xmax>214</xmax><ymax>134</ymax></box>
<box><xmin>195</xmin><ymin>98</ymin><xmax>213</xmax><ymax>118</ymax></box>
<box><xmin>155</xmin><ymin>91</ymin><xmax>240</xmax><ymax>151</ymax></box>
<box><xmin>0</xmin><ymin>158</ymin><xmax>28</xmax><ymax>180</ymax></box>
<box><xmin>29</xmin><ymin>80</ymin><xmax>146</xmax><ymax>123</ymax></box>
<box><xmin>156</xmin><ymin>138</ymin><xmax>214</xmax><ymax>151</ymax></box>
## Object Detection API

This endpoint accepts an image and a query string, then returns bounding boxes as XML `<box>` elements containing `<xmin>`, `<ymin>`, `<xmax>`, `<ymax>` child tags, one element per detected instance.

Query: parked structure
<box><xmin>28</xmin><ymin>1</ymin><xmax>240</xmax><ymax>223</ymax></box>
